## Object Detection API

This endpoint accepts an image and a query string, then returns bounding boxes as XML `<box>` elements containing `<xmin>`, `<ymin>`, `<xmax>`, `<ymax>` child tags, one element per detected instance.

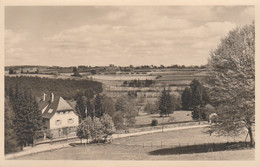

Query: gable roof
<box><xmin>39</xmin><ymin>94</ymin><xmax>76</xmax><ymax>119</ymax></box>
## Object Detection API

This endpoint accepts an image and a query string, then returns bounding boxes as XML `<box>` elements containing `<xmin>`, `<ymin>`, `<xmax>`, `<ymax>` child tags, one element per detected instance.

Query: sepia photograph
<box><xmin>3</xmin><ymin>4</ymin><xmax>255</xmax><ymax>163</ymax></box>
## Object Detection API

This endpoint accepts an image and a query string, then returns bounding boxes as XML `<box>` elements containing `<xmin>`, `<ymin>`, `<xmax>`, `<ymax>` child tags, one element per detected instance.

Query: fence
<box><xmin>116</xmin><ymin>121</ymin><xmax>208</xmax><ymax>134</ymax></box>
<box><xmin>35</xmin><ymin>126</ymin><xmax>77</xmax><ymax>144</ymax></box>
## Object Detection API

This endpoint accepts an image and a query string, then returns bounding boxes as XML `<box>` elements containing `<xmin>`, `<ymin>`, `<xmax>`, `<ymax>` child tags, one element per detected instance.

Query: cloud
<box><xmin>240</xmin><ymin>6</ymin><xmax>254</xmax><ymax>21</ymax></box>
<box><xmin>5</xmin><ymin>6</ymin><xmax>251</xmax><ymax>66</ymax></box>
<box><xmin>105</xmin><ymin>11</ymin><xmax>126</xmax><ymax>21</ymax></box>
<box><xmin>5</xmin><ymin>29</ymin><xmax>29</xmax><ymax>47</ymax></box>
<box><xmin>40</xmin><ymin>20</ymin><xmax>237</xmax><ymax>66</ymax></box>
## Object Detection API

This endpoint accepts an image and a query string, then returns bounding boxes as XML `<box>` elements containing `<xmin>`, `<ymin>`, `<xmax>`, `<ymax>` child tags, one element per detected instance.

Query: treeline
<box><xmin>122</xmin><ymin>79</ymin><xmax>155</xmax><ymax>87</ymax></box>
<box><xmin>5</xmin><ymin>76</ymin><xmax>103</xmax><ymax>100</ymax></box>
<box><xmin>144</xmin><ymin>88</ymin><xmax>182</xmax><ymax>116</ymax></box>
<box><xmin>5</xmin><ymin>86</ymin><xmax>42</xmax><ymax>154</ymax></box>
<box><xmin>75</xmin><ymin>93</ymin><xmax>138</xmax><ymax>131</ymax></box>
<box><xmin>181</xmin><ymin>79</ymin><xmax>210</xmax><ymax>120</ymax></box>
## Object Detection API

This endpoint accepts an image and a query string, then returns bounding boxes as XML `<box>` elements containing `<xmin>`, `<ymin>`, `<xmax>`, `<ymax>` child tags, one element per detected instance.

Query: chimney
<box><xmin>43</xmin><ymin>93</ymin><xmax>46</xmax><ymax>101</ymax></box>
<box><xmin>50</xmin><ymin>93</ymin><xmax>54</xmax><ymax>102</ymax></box>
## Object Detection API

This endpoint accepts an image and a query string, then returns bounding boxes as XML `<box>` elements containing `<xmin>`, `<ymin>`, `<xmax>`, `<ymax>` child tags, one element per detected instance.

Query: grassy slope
<box><xmin>15</xmin><ymin>127</ymin><xmax>254</xmax><ymax>160</ymax></box>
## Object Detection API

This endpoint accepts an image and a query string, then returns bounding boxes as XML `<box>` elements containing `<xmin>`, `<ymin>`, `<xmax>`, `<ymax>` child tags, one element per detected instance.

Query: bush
<box><xmin>151</xmin><ymin>119</ymin><xmax>158</xmax><ymax>126</ymax></box>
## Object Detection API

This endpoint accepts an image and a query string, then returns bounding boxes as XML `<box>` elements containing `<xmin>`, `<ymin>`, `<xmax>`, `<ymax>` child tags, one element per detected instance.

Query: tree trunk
<box><xmin>248</xmin><ymin>126</ymin><xmax>255</xmax><ymax>147</ymax></box>
<box><xmin>20</xmin><ymin>144</ymin><xmax>23</xmax><ymax>151</ymax></box>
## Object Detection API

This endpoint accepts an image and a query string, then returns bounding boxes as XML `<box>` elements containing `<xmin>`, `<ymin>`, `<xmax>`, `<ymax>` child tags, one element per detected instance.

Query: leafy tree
<box><xmin>102</xmin><ymin>95</ymin><xmax>115</xmax><ymax>117</ymax></box>
<box><xmin>112</xmin><ymin>112</ymin><xmax>124</xmax><ymax>130</ymax></box>
<box><xmin>181</xmin><ymin>87</ymin><xmax>192</xmax><ymax>110</ymax></box>
<box><xmin>5</xmin><ymin>97</ymin><xmax>18</xmax><ymax>154</ymax></box>
<box><xmin>144</xmin><ymin>102</ymin><xmax>159</xmax><ymax>114</ymax></box>
<box><xmin>76</xmin><ymin>117</ymin><xmax>93</xmax><ymax>144</ymax></box>
<box><xmin>115</xmin><ymin>95</ymin><xmax>129</xmax><ymax>112</ymax></box>
<box><xmin>100</xmin><ymin>114</ymin><xmax>115</xmax><ymax>137</ymax></box>
<box><xmin>9</xmin><ymin>68</ymin><xmax>15</xmax><ymax>74</ymax></box>
<box><xmin>170</xmin><ymin>94</ymin><xmax>182</xmax><ymax>111</ymax></box>
<box><xmin>206</xmin><ymin>22</ymin><xmax>255</xmax><ymax>147</ymax></box>
<box><xmin>92</xmin><ymin>118</ymin><xmax>104</xmax><ymax>141</ymax></box>
<box><xmin>115</xmin><ymin>95</ymin><xmax>137</xmax><ymax>128</ymax></box>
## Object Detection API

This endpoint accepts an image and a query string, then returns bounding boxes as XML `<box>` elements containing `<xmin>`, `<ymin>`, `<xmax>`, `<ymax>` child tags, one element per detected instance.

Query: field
<box><xmin>14</xmin><ymin>127</ymin><xmax>254</xmax><ymax>160</ymax></box>
<box><xmin>135</xmin><ymin>111</ymin><xmax>193</xmax><ymax>126</ymax></box>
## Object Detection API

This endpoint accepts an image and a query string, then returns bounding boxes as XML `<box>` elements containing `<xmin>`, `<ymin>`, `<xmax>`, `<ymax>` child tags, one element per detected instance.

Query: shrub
<box><xmin>151</xmin><ymin>119</ymin><xmax>158</xmax><ymax>126</ymax></box>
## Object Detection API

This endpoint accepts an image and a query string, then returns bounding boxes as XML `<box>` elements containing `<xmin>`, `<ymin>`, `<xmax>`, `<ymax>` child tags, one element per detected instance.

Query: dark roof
<box><xmin>39</xmin><ymin>94</ymin><xmax>76</xmax><ymax>119</ymax></box>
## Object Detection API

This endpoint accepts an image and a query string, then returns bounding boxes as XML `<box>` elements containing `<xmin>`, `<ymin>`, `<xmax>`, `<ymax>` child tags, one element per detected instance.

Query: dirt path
<box><xmin>5</xmin><ymin>124</ymin><xmax>209</xmax><ymax>159</ymax></box>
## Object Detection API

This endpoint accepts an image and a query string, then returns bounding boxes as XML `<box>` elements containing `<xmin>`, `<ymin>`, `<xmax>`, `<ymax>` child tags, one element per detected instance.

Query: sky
<box><xmin>5</xmin><ymin>6</ymin><xmax>254</xmax><ymax>67</ymax></box>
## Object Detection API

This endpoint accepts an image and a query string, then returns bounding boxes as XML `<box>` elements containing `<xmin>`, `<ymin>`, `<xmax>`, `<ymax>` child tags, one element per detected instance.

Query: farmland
<box><xmin>14</xmin><ymin>127</ymin><xmax>254</xmax><ymax>160</ymax></box>
<box><xmin>90</xmin><ymin>68</ymin><xmax>209</xmax><ymax>105</ymax></box>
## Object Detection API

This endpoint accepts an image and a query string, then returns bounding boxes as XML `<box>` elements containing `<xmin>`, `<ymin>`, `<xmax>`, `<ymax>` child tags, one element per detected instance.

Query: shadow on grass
<box><xmin>149</xmin><ymin>142</ymin><xmax>252</xmax><ymax>155</ymax></box>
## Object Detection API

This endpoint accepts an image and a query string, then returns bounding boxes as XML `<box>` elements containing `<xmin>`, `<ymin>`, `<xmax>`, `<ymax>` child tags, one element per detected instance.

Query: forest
<box><xmin>5</xmin><ymin>76</ymin><xmax>103</xmax><ymax>100</ymax></box>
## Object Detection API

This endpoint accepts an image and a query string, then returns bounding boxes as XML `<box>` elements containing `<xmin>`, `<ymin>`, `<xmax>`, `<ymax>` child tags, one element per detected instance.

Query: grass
<box><xmin>135</xmin><ymin>111</ymin><xmax>193</xmax><ymax>126</ymax></box>
<box><xmin>14</xmin><ymin>127</ymin><xmax>254</xmax><ymax>160</ymax></box>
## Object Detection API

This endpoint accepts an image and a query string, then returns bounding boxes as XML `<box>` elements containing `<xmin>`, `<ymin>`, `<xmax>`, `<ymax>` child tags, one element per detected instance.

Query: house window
<box><xmin>68</xmin><ymin>118</ymin><xmax>74</xmax><ymax>124</ymax></box>
<box><xmin>55</xmin><ymin>120</ymin><xmax>62</xmax><ymax>125</ymax></box>
<box><xmin>48</xmin><ymin>109</ymin><xmax>53</xmax><ymax>113</ymax></box>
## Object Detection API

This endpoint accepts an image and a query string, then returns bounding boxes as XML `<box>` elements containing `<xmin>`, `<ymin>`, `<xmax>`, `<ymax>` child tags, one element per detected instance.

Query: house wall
<box><xmin>49</xmin><ymin>110</ymin><xmax>79</xmax><ymax>129</ymax></box>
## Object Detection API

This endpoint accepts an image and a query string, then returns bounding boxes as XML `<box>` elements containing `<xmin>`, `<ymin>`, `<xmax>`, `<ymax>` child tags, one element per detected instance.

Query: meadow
<box><xmin>135</xmin><ymin>111</ymin><xmax>193</xmax><ymax>126</ymax></box>
<box><xmin>14</xmin><ymin>127</ymin><xmax>253</xmax><ymax>160</ymax></box>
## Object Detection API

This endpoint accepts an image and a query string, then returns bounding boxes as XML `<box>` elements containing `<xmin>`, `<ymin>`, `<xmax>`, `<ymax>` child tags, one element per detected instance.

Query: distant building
<box><xmin>39</xmin><ymin>93</ymin><xmax>79</xmax><ymax>130</ymax></box>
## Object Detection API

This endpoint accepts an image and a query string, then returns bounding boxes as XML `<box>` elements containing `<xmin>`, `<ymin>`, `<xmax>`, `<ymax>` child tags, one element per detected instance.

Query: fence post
<box><xmin>161</xmin><ymin>141</ymin><xmax>162</xmax><ymax>148</ymax></box>
<box><xmin>143</xmin><ymin>142</ymin><xmax>144</xmax><ymax>148</ymax></box>
<box><xmin>179</xmin><ymin>143</ymin><xmax>181</xmax><ymax>155</ymax></box>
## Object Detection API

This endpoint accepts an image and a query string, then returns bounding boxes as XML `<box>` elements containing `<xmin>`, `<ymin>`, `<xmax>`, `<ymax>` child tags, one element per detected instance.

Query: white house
<box><xmin>39</xmin><ymin>93</ymin><xmax>79</xmax><ymax>130</ymax></box>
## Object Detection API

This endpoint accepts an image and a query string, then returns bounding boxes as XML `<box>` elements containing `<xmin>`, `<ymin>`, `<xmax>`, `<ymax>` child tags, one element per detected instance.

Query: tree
<box><xmin>76</xmin><ymin>117</ymin><xmax>93</xmax><ymax>144</ymax></box>
<box><xmin>170</xmin><ymin>94</ymin><xmax>182</xmax><ymax>111</ymax></box>
<box><xmin>102</xmin><ymin>95</ymin><xmax>115</xmax><ymax>117</ymax></box>
<box><xmin>86</xmin><ymin>99</ymin><xmax>94</xmax><ymax>119</ymax></box>
<box><xmin>9</xmin><ymin>68</ymin><xmax>15</xmax><ymax>74</ymax></box>
<box><xmin>190</xmin><ymin>79</ymin><xmax>209</xmax><ymax>121</ymax></box>
<box><xmin>206</xmin><ymin>22</ymin><xmax>255</xmax><ymax>147</ymax></box>
<box><xmin>115</xmin><ymin>95</ymin><xmax>137</xmax><ymax>128</ymax></box>
<box><xmin>181</xmin><ymin>87</ymin><xmax>192</xmax><ymax>110</ymax></box>
<box><xmin>5</xmin><ymin>97</ymin><xmax>18</xmax><ymax>154</ymax></box>
<box><xmin>100</xmin><ymin>114</ymin><xmax>115</xmax><ymax>137</ymax></box>
<box><xmin>72</xmin><ymin>67</ymin><xmax>81</xmax><ymax>77</ymax></box>
<box><xmin>11</xmin><ymin>89</ymin><xmax>42</xmax><ymax>150</ymax></box>
<box><xmin>144</xmin><ymin>102</ymin><xmax>159</xmax><ymax>114</ymax></box>
<box><xmin>112</xmin><ymin>112</ymin><xmax>124</xmax><ymax>130</ymax></box>
<box><xmin>158</xmin><ymin>88</ymin><xmax>173</xmax><ymax>117</ymax></box>
<box><xmin>115</xmin><ymin>95</ymin><xmax>129</xmax><ymax>112</ymax></box>
<box><xmin>75</xmin><ymin>95</ymin><xmax>86</xmax><ymax>121</ymax></box>
<box><xmin>92</xmin><ymin>118</ymin><xmax>104</xmax><ymax>141</ymax></box>
<box><xmin>94</xmin><ymin>94</ymin><xmax>104</xmax><ymax>118</ymax></box>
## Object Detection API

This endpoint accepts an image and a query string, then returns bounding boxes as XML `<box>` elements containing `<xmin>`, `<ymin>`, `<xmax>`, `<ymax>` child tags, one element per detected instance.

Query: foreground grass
<box><xmin>14</xmin><ymin>127</ymin><xmax>254</xmax><ymax>160</ymax></box>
